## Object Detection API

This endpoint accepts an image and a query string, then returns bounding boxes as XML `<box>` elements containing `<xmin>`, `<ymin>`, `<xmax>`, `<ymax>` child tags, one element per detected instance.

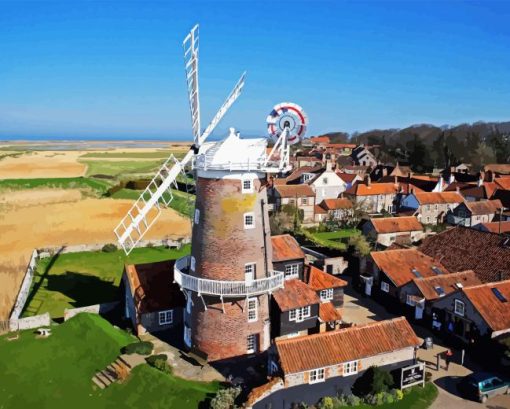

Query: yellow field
<box><xmin>0</xmin><ymin>151</ymin><xmax>87</xmax><ymax>178</ymax></box>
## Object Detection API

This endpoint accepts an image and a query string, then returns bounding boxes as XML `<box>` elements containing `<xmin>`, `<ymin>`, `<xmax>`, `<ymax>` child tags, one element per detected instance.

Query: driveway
<box><xmin>341</xmin><ymin>277</ymin><xmax>510</xmax><ymax>409</ymax></box>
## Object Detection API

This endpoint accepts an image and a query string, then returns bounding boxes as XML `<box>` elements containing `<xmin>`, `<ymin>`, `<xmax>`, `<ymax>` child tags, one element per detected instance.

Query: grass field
<box><xmin>23</xmin><ymin>245</ymin><xmax>191</xmax><ymax>318</ymax></box>
<box><xmin>82</xmin><ymin>159</ymin><xmax>165</xmax><ymax>177</ymax></box>
<box><xmin>302</xmin><ymin>228</ymin><xmax>360</xmax><ymax>250</ymax></box>
<box><xmin>0</xmin><ymin>313</ymin><xmax>219</xmax><ymax>409</ymax></box>
<box><xmin>80</xmin><ymin>150</ymin><xmax>187</xmax><ymax>159</ymax></box>
<box><xmin>0</xmin><ymin>177</ymin><xmax>112</xmax><ymax>194</ymax></box>
<box><xmin>110</xmin><ymin>188</ymin><xmax>195</xmax><ymax>218</ymax></box>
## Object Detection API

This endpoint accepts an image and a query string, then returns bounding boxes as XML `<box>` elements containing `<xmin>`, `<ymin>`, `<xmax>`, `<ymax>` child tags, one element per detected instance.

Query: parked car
<box><xmin>458</xmin><ymin>372</ymin><xmax>510</xmax><ymax>403</ymax></box>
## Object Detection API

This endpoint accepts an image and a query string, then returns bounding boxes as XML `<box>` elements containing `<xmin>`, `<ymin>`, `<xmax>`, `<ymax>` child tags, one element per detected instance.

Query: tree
<box><xmin>471</xmin><ymin>142</ymin><xmax>497</xmax><ymax>172</ymax></box>
<box><xmin>352</xmin><ymin>366</ymin><xmax>394</xmax><ymax>397</ymax></box>
<box><xmin>348</xmin><ymin>234</ymin><xmax>371</xmax><ymax>257</ymax></box>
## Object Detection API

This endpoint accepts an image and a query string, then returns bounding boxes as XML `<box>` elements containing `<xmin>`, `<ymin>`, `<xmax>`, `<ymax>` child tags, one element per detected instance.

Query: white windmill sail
<box><xmin>114</xmin><ymin>24</ymin><xmax>246</xmax><ymax>255</ymax></box>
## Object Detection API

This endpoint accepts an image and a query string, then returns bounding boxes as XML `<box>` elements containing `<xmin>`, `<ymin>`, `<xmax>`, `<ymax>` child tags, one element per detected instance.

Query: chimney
<box><xmin>382</xmin><ymin>167</ymin><xmax>388</xmax><ymax>177</ymax></box>
<box><xmin>488</xmin><ymin>170</ymin><xmax>495</xmax><ymax>182</ymax></box>
<box><xmin>366</xmin><ymin>175</ymin><xmax>371</xmax><ymax>186</ymax></box>
<box><xmin>437</xmin><ymin>175</ymin><xmax>444</xmax><ymax>192</ymax></box>
<box><xmin>456</xmin><ymin>186</ymin><xmax>460</xmax><ymax>194</ymax></box>
<box><xmin>477</xmin><ymin>175</ymin><xmax>483</xmax><ymax>187</ymax></box>
<box><xmin>326</xmin><ymin>160</ymin><xmax>333</xmax><ymax>172</ymax></box>
<box><xmin>394</xmin><ymin>175</ymin><xmax>398</xmax><ymax>185</ymax></box>
<box><xmin>449</xmin><ymin>173</ymin><xmax>455</xmax><ymax>184</ymax></box>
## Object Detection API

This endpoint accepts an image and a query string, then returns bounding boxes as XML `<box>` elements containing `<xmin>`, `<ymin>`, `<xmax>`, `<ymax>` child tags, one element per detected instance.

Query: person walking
<box><xmin>444</xmin><ymin>349</ymin><xmax>453</xmax><ymax>370</ymax></box>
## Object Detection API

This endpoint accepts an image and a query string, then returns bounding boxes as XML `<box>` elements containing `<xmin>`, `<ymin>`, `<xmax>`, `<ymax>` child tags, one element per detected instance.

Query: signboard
<box><xmin>400</xmin><ymin>362</ymin><xmax>425</xmax><ymax>389</ymax></box>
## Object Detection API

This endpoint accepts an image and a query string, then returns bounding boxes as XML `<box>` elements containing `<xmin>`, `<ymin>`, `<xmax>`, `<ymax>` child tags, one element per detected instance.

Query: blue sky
<box><xmin>1</xmin><ymin>1</ymin><xmax>510</xmax><ymax>140</ymax></box>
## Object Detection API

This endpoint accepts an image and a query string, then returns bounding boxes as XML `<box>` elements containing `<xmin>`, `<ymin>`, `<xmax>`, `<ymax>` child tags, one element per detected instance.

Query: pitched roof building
<box><xmin>369</xmin><ymin>216</ymin><xmax>422</xmax><ymax>234</ymax></box>
<box><xmin>412</xmin><ymin>270</ymin><xmax>481</xmax><ymax>301</ymax></box>
<box><xmin>271</xmin><ymin>234</ymin><xmax>306</xmax><ymax>262</ymax></box>
<box><xmin>419</xmin><ymin>226</ymin><xmax>510</xmax><ymax>283</ymax></box>
<box><xmin>275</xmin><ymin>317</ymin><xmax>420</xmax><ymax>375</ymax></box>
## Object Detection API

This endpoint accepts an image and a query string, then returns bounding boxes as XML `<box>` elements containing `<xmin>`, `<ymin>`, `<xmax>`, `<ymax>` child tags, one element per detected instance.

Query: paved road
<box><xmin>341</xmin><ymin>277</ymin><xmax>510</xmax><ymax>409</ymax></box>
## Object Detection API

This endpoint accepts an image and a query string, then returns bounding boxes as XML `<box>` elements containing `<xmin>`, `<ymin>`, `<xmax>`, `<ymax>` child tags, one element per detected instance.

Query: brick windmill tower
<box><xmin>114</xmin><ymin>25</ymin><xmax>308</xmax><ymax>361</ymax></box>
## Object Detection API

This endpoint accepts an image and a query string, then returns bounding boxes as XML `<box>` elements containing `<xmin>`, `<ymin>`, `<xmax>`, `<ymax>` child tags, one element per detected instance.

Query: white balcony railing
<box><xmin>174</xmin><ymin>256</ymin><xmax>284</xmax><ymax>297</ymax></box>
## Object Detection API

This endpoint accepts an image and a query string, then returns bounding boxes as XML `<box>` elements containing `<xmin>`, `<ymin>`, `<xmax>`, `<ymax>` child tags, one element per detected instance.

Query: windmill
<box><xmin>114</xmin><ymin>24</ymin><xmax>308</xmax><ymax>361</ymax></box>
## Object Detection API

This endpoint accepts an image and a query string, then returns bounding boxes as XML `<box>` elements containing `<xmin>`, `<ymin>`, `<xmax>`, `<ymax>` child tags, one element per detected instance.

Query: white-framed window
<box><xmin>406</xmin><ymin>294</ymin><xmax>416</xmax><ymax>306</ymax></box>
<box><xmin>320</xmin><ymin>288</ymin><xmax>334</xmax><ymax>302</ymax></box>
<box><xmin>194</xmin><ymin>208</ymin><xmax>200</xmax><ymax>224</ymax></box>
<box><xmin>247</xmin><ymin>334</ymin><xmax>257</xmax><ymax>354</ymax></box>
<box><xmin>247</xmin><ymin>297</ymin><xmax>258</xmax><ymax>322</ymax></box>
<box><xmin>289</xmin><ymin>306</ymin><xmax>311</xmax><ymax>322</ymax></box>
<box><xmin>302</xmin><ymin>173</ymin><xmax>313</xmax><ymax>182</ymax></box>
<box><xmin>190</xmin><ymin>256</ymin><xmax>196</xmax><ymax>271</ymax></box>
<box><xmin>244</xmin><ymin>212</ymin><xmax>255</xmax><ymax>229</ymax></box>
<box><xmin>454</xmin><ymin>299</ymin><xmax>465</xmax><ymax>317</ymax></box>
<box><xmin>343</xmin><ymin>361</ymin><xmax>358</xmax><ymax>376</ymax></box>
<box><xmin>158</xmin><ymin>310</ymin><xmax>173</xmax><ymax>325</ymax></box>
<box><xmin>289</xmin><ymin>198</ymin><xmax>296</xmax><ymax>205</ymax></box>
<box><xmin>381</xmin><ymin>281</ymin><xmax>390</xmax><ymax>293</ymax></box>
<box><xmin>242</xmin><ymin>178</ymin><xmax>253</xmax><ymax>193</ymax></box>
<box><xmin>184</xmin><ymin>325</ymin><xmax>191</xmax><ymax>347</ymax></box>
<box><xmin>245</xmin><ymin>263</ymin><xmax>255</xmax><ymax>284</ymax></box>
<box><xmin>302</xmin><ymin>197</ymin><xmax>308</xmax><ymax>205</ymax></box>
<box><xmin>309</xmin><ymin>368</ymin><xmax>325</xmax><ymax>384</ymax></box>
<box><xmin>285</xmin><ymin>264</ymin><xmax>299</xmax><ymax>279</ymax></box>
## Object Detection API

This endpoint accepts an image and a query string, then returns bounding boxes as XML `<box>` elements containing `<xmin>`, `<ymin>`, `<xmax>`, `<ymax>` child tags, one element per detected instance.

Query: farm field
<box><xmin>23</xmin><ymin>245</ymin><xmax>191</xmax><ymax>318</ymax></box>
<box><xmin>0</xmin><ymin>188</ymin><xmax>191</xmax><ymax>320</ymax></box>
<box><xmin>0</xmin><ymin>313</ymin><xmax>220</xmax><ymax>409</ymax></box>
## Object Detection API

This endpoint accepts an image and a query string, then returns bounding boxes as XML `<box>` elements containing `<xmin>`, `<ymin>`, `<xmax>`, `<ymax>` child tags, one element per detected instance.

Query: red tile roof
<box><xmin>271</xmin><ymin>234</ymin><xmax>305</xmax><ymax>262</ymax></box>
<box><xmin>306</xmin><ymin>265</ymin><xmax>347</xmax><ymax>290</ymax></box>
<box><xmin>276</xmin><ymin>317</ymin><xmax>420</xmax><ymax>374</ymax></box>
<box><xmin>274</xmin><ymin>184</ymin><xmax>315</xmax><ymax>198</ymax></box>
<box><xmin>414</xmin><ymin>192</ymin><xmax>464</xmax><ymax>205</ymax></box>
<box><xmin>272</xmin><ymin>279</ymin><xmax>320</xmax><ymax>311</ymax></box>
<box><xmin>370</xmin><ymin>216</ymin><xmax>423</xmax><ymax>234</ymax></box>
<box><xmin>326</xmin><ymin>143</ymin><xmax>356</xmax><ymax>149</ymax></box>
<box><xmin>412</xmin><ymin>270</ymin><xmax>481</xmax><ymax>301</ymax></box>
<box><xmin>465</xmin><ymin>199</ymin><xmax>503</xmax><ymax>215</ymax></box>
<box><xmin>124</xmin><ymin>260</ymin><xmax>184</xmax><ymax>314</ymax></box>
<box><xmin>484</xmin><ymin>164</ymin><xmax>510</xmax><ymax>175</ymax></box>
<box><xmin>310</xmin><ymin>136</ymin><xmax>331</xmax><ymax>144</ymax></box>
<box><xmin>345</xmin><ymin>182</ymin><xmax>399</xmax><ymax>196</ymax></box>
<box><xmin>419</xmin><ymin>226</ymin><xmax>510</xmax><ymax>283</ymax></box>
<box><xmin>495</xmin><ymin>178</ymin><xmax>510</xmax><ymax>190</ymax></box>
<box><xmin>319</xmin><ymin>198</ymin><xmax>353</xmax><ymax>211</ymax></box>
<box><xmin>319</xmin><ymin>302</ymin><xmax>343</xmax><ymax>322</ymax></box>
<box><xmin>314</xmin><ymin>204</ymin><xmax>327</xmax><ymax>214</ymax></box>
<box><xmin>463</xmin><ymin>279</ymin><xmax>510</xmax><ymax>332</ymax></box>
<box><xmin>336</xmin><ymin>172</ymin><xmax>359</xmax><ymax>184</ymax></box>
<box><xmin>479</xmin><ymin>221</ymin><xmax>510</xmax><ymax>234</ymax></box>
<box><xmin>371</xmin><ymin>248</ymin><xmax>451</xmax><ymax>287</ymax></box>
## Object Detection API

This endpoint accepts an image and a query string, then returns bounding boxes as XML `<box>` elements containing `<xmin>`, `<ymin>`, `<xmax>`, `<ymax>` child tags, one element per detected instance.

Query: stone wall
<box><xmin>10</xmin><ymin>313</ymin><xmax>51</xmax><ymax>331</ymax></box>
<box><xmin>64</xmin><ymin>301</ymin><xmax>120</xmax><ymax>321</ymax></box>
<box><xmin>9</xmin><ymin>249</ymin><xmax>38</xmax><ymax>320</ymax></box>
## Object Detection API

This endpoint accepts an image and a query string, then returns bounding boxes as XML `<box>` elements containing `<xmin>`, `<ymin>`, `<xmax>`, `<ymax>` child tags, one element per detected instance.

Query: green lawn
<box><xmin>302</xmin><ymin>228</ymin><xmax>360</xmax><ymax>250</ymax></box>
<box><xmin>23</xmin><ymin>245</ymin><xmax>191</xmax><ymax>318</ymax></box>
<box><xmin>110</xmin><ymin>188</ymin><xmax>195</xmax><ymax>218</ymax></box>
<box><xmin>0</xmin><ymin>313</ymin><xmax>219</xmax><ymax>409</ymax></box>
<box><xmin>82</xmin><ymin>159</ymin><xmax>165</xmax><ymax>177</ymax></box>
<box><xmin>0</xmin><ymin>177</ymin><xmax>112</xmax><ymax>194</ymax></box>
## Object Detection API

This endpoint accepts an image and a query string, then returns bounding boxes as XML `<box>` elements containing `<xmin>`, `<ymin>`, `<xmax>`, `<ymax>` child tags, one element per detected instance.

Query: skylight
<box><xmin>492</xmin><ymin>288</ymin><xmax>508</xmax><ymax>303</ymax></box>
<box><xmin>412</xmin><ymin>268</ymin><xmax>422</xmax><ymax>278</ymax></box>
<box><xmin>434</xmin><ymin>286</ymin><xmax>446</xmax><ymax>297</ymax></box>
<box><xmin>432</xmin><ymin>266</ymin><xmax>443</xmax><ymax>275</ymax></box>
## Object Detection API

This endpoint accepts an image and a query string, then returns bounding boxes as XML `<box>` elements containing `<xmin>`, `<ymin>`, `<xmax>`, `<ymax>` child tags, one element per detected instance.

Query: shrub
<box><xmin>146</xmin><ymin>354</ymin><xmax>172</xmax><ymax>374</ymax></box>
<box><xmin>121</xmin><ymin>341</ymin><xmax>153</xmax><ymax>355</ymax></box>
<box><xmin>102</xmin><ymin>243</ymin><xmax>117</xmax><ymax>253</ymax></box>
<box><xmin>352</xmin><ymin>366</ymin><xmax>394</xmax><ymax>397</ymax></box>
<box><xmin>209</xmin><ymin>386</ymin><xmax>241</xmax><ymax>409</ymax></box>
<box><xmin>393</xmin><ymin>389</ymin><xmax>404</xmax><ymax>401</ymax></box>
<box><xmin>317</xmin><ymin>397</ymin><xmax>334</xmax><ymax>409</ymax></box>
<box><xmin>346</xmin><ymin>394</ymin><xmax>361</xmax><ymax>406</ymax></box>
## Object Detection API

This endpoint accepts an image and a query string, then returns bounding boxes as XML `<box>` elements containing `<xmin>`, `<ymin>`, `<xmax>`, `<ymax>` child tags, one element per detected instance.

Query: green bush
<box><xmin>121</xmin><ymin>341</ymin><xmax>153</xmax><ymax>355</ymax></box>
<box><xmin>102</xmin><ymin>243</ymin><xmax>117</xmax><ymax>253</ymax></box>
<box><xmin>145</xmin><ymin>354</ymin><xmax>172</xmax><ymax>374</ymax></box>
<box><xmin>393</xmin><ymin>389</ymin><xmax>404</xmax><ymax>401</ymax></box>
<box><xmin>209</xmin><ymin>386</ymin><xmax>241</xmax><ymax>409</ymax></box>
<box><xmin>317</xmin><ymin>396</ymin><xmax>334</xmax><ymax>409</ymax></box>
<box><xmin>352</xmin><ymin>366</ymin><xmax>394</xmax><ymax>397</ymax></box>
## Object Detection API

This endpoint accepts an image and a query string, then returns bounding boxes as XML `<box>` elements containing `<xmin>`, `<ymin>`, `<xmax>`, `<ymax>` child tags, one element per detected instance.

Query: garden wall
<box><xmin>10</xmin><ymin>313</ymin><xmax>51</xmax><ymax>331</ymax></box>
<box><xmin>64</xmin><ymin>301</ymin><xmax>120</xmax><ymax>321</ymax></box>
<box><xmin>9</xmin><ymin>249</ymin><xmax>38</xmax><ymax>320</ymax></box>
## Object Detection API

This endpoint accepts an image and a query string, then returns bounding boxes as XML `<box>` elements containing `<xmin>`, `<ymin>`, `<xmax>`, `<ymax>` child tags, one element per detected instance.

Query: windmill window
<box><xmin>245</xmin><ymin>263</ymin><xmax>256</xmax><ymax>284</ymax></box>
<box><xmin>244</xmin><ymin>213</ymin><xmax>255</xmax><ymax>229</ymax></box>
<box><xmin>190</xmin><ymin>256</ymin><xmax>196</xmax><ymax>271</ymax></box>
<box><xmin>247</xmin><ymin>334</ymin><xmax>257</xmax><ymax>354</ymax></box>
<box><xmin>247</xmin><ymin>298</ymin><xmax>258</xmax><ymax>322</ymax></box>
<box><xmin>242</xmin><ymin>178</ymin><xmax>253</xmax><ymax>193</ymax></box>
<box><xmin>194</xmin><ymin>209</ymin><xmax>200</xmax><ymax>224</ymax></box>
